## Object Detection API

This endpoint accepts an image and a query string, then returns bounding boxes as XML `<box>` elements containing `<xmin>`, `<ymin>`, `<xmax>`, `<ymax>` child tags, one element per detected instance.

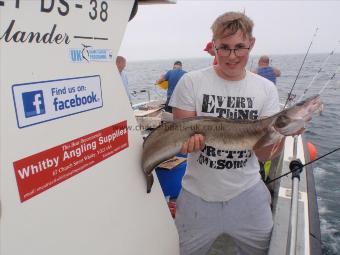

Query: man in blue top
<box><xmin>253</xmin><ymin>55</ymin><xmax>281</xmax><ymax>84</ymax></box>
<box><xmin>157</xmin><ymin>61</ymin><xmax>186</xmax><ymax>112</ymax></box>
<box><xmin>253</xmin><ymin>55</ymin><xmax>281</xmax><ymax>183</ymax></box>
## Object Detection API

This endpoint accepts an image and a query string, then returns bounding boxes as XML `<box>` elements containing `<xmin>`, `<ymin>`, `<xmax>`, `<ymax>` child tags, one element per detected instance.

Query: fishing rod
<box><xmin>318</xmin><ymin>70</ymin><xmax>339</xmax><ymax>95</ymax></box>
<box><xmin>266</xmin><ymin>146</ymin><xmax>340</xmax><ymax>184</ymax></box>
<box><xmin>283</xmin><ymin>27</ymin><xmax>319</xmax><ymax>109</ymax></box>
<box><xmin>318</xmin><ymin>73</ymin><xmax>336</xmax><ymax>95</ymax></box>
<box><xmin>297</xmin><ymin>41</ymin><xmax>340</xmax><ymax>102</ymax></box>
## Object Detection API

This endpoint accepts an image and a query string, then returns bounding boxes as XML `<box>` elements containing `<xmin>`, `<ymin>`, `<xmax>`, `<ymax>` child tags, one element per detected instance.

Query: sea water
<box><xmin>126</xmin><ymin>53</ymin><xmax>340</xmax><ymax>255</ymax></box>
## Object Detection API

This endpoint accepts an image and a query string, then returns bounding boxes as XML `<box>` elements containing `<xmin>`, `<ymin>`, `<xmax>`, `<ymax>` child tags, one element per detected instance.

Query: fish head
<box><xmin>292</xmin><ymin>95</ymin><xmax>322</xmax><ymax>117</ymax></box>
<box><xmin>274</xmin><ymin>95</ymin><xmax>322</xmax><ymax>135</ymax></box>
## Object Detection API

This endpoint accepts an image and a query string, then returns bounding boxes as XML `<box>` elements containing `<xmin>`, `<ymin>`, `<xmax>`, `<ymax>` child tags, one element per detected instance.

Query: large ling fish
<box><xmin>142</xmin><ymin>95</ymin><xmax>322</xmax><ymax>193</ymax></box>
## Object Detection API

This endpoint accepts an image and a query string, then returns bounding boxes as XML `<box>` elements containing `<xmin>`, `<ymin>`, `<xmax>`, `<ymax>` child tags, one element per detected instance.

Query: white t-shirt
<box><xmin>169</xmin><ymin>67</ymin><xmax>279</xmax><ymax>202</ymax></box>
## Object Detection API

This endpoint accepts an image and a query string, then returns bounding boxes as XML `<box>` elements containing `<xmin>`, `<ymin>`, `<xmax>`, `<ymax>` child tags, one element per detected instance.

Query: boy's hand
<box><xmin>180</xmin><ymin>134</ymin><xmax>205</xmax><ymax>154</ymax></box>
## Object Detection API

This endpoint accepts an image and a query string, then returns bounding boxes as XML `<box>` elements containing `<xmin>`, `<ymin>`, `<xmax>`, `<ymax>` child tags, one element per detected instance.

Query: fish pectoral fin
<box><xmin>275</xmin><ymin>118</ymin><xmax>305</xmax><ymax>136</ymax></box>
<box><xmin>253</xmin><ymin>130</ymin><xmax>282</xmax><ymax>150</ymax></box>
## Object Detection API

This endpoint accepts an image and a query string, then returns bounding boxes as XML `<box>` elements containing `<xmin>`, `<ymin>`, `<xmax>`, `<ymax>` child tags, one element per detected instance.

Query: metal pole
<box><xmin>147</xmin><ymin>90</ymin><xmax>151</xmax><ymax>102</ymax></box>
<box><xmin>286</xmin><ymin>136</ymin><xmax>303</xmax><ymax>255</ymax></box>
<box><xmin>286</xmin><ymin>174</ymin><xmax>300</xmax><ymax>255</ymax></box>
<box><xmin>293</xmin><ymin>136</ymin><xmax>298</xmax><ymax>159</ymax></box>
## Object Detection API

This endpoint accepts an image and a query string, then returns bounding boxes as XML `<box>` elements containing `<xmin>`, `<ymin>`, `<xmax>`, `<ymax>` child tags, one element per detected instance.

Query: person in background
<box><xmin>156</xmin><ymin>61</ymin><xmax>186</xmax><ymax>113</ymax></box>
<box><xmin>252</xmin><ymin>55</ymin><xmax>281</xmax><ymax>181</ymax></box>
<box><xmin>253</xmin><ymin>55</ymin><xmax>281</xmax><ymax>84</ymax></box>
<box><xmin>203</xmin><ymin>41</ymin><xmax>218</xmax><ymax>65</ymax></box>
<box><xmin>116</xmin><ymin>55</ymin><xmax>132</xmax><ymax>103</ymax></box>
<box><xmin>169</xmin><ymin>11</ymin><xmax>308</xmax><ymax>255</ymax></box>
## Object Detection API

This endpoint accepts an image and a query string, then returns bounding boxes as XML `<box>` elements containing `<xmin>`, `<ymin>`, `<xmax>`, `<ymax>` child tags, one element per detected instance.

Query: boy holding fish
<box><xmin>169</xmin><ymin>11</ymin><xmax>308</xmax><ymax>255</ymax></box>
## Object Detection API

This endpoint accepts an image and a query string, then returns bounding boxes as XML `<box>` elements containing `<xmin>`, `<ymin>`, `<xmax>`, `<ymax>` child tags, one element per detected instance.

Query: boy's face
<box><xmin>214</xmin><ymin>30</ymin><xmax>255</xmax><ymax>80</ymax></box>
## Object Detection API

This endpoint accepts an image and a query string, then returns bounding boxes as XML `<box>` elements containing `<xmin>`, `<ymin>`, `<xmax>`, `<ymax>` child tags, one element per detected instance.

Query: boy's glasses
<box><xmin>214</xmin><ymin>46</ymin><xmax>250</xmax><ymax>57</ymax></box>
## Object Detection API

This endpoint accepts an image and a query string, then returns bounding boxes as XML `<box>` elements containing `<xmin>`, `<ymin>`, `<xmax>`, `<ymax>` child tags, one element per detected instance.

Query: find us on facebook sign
<box><xmin>12</xmin><ymin>75</ymin><xmax>103</xmax><ymax>128</ymax></box>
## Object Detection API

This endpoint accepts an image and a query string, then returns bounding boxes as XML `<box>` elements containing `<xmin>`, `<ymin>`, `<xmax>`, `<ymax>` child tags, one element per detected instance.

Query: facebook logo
<box><xmin>22</xmin><ymin>90</ymin><xmax>46</xmax><ymax>118</ymax></box>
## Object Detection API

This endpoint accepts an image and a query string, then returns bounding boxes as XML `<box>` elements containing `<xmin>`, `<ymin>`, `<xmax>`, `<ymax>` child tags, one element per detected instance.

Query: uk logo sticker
<box><xmin>12</xmin><ymin>75</ymin><xmax>103</xmax><ymax>128</ymax></box>
<box><xmin>70</xmin><ymin>45</ymin><xmax>113</xmax><ymax>63</ymax></box>
<box><xmin>22</xmin><ymin>90</ymin><xmax>46</xmax><ymax>118</ymax></box>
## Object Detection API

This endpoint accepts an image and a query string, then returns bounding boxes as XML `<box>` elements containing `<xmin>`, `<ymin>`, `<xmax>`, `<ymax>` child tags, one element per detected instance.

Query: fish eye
<box><xmin>275</xmin><ymin>115</ymin><xmax>290</xmax><ymax>128</ymax></box>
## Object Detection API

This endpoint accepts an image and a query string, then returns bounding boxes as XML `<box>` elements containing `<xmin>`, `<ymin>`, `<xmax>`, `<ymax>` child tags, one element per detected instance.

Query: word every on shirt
<box><xmin>202</xmin><ymin>94</ymin><xmax>258</xmax><ymax>120</ymax></box>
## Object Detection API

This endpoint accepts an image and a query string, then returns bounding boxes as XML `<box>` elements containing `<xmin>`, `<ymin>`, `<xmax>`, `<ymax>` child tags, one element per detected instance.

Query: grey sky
<box><xmin>119</xmin><ymin>1</ymin><xmax>340</xmax><ymax>61</ymax></box>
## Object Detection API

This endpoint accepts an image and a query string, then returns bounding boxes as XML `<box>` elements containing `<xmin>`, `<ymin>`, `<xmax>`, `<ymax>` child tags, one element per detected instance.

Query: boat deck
<box><xmin>207</xmin><ymin>136</ymin><xmax>310</xmax><ymax>254</ymax></box>
<box><xmin>268</xmin><ymin>136</ymin><xmax>309</xmax><ymax>255</ymax></box>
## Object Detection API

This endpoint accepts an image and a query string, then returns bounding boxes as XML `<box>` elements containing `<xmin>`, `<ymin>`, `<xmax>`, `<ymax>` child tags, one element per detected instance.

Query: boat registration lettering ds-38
<box><xmin>12</xmin><ymin>75</ymin><xmax>103</xmax><ymax>128</ymax></box>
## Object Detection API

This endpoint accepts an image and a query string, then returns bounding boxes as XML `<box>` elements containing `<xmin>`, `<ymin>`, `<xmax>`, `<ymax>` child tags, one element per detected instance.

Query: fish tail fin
<box><xmin>146</xmin><ymin>174</ymin><xmax>154</xmax><ymax>193</ymax></box>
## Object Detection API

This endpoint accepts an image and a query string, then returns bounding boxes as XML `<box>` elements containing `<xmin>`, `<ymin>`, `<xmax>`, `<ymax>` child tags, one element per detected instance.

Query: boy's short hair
<box><xmin>211</xmin><ymin>12</ymin><xmax>254</xmax><ymax>40</ymax></box>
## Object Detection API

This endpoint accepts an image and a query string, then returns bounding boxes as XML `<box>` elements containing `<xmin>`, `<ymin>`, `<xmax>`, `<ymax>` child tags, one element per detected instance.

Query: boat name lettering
<box><xmin>0</xmin><ymin>0</ymin><xmax>109</xmax><ymax>22</ymax></box>
<box><xmin>0</xmin><ymin>19</ymin><xmax>70</xmax><ymax>45</ymax></box>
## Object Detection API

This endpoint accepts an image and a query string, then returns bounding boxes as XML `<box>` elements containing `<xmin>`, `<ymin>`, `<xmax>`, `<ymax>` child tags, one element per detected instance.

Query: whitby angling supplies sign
<box><xmin>13</xmin><ymin>121</ymin><xmax>128</xmax><ymax>202</ymax></box>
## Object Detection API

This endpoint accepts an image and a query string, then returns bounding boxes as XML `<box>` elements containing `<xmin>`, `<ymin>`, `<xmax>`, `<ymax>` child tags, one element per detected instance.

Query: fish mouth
<box><xmin>296</xmin><ymin>94</ymin><xmax>320</xmax><ymax>106</ymax></box>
